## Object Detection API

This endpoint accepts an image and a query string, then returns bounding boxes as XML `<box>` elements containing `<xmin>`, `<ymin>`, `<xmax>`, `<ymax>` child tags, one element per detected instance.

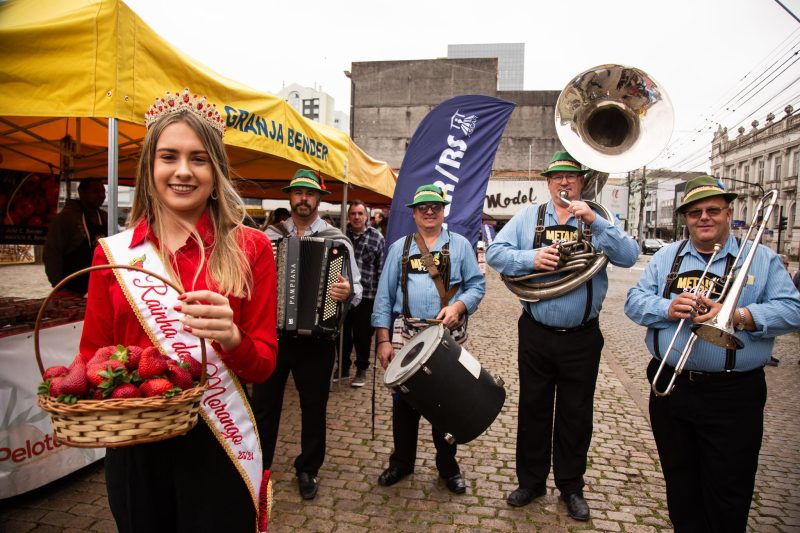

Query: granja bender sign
<box><xmin>224</xmin><ymin>106</ymin><xmax>330</xmax><ymax>162</ymax></box>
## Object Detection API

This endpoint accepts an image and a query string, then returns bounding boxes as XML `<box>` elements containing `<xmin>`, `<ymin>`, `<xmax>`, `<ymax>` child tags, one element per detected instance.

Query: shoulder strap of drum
<box><xmin>401</xmin><ymin>233</ymin><xmax>414</xmax><ymax>318</ymax></box>
<box><xmin>533</xmin><ymin>203</ymin><xmax>547</xmax><ymax>249</ymax></box>
<box><xmin>414</xmin><ymin>232</ymin><xmax>454</xmax><ymax>310</ymax></box>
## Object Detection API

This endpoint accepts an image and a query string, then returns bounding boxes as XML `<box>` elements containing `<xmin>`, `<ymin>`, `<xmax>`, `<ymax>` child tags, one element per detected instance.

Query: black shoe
<box><xmin>561</xmin><ymin>492</ymin><xmax>590</xmax><ymax>521</ymax></box>
<box><xmin>378</xmin><ymin>466</ymin><xmax>410</xmax><ymax>487</ymax></box>
<box><xmin>297</xmin><ymin>472</ymin><xmax>318</xmax><ymax>500</ymax></box>
<box><xmin>351</xmin><ymin>369</ymin><xmax>367</xmax><ymax>387</ymax></box>
<box><xmin>506</xmin><ymin>486</ymin><xmax>546</xmax><ymax>507</ymax></box>
<box><xmin>442</xmin><ymin>473</ymin><xmax>466</xmax><ymax>494</ymax></box>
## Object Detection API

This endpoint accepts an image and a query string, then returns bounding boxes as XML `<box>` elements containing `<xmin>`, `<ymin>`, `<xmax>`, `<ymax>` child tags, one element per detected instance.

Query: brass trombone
<box><xmin>651</xmin><ymin>190</ymin><xmax>779</xmax><ymax>397</ymax></box>
<box><xmin>651</xmin><ymin>244</ymin><xmax>722</xmax><ymax>397</ymax></box>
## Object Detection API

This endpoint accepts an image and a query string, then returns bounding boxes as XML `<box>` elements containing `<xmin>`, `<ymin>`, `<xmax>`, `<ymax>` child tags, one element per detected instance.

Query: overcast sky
<box><xmin>125</xmin><ymin>0</ymin><xmax>800</xmax><ymax>175</ymax></box>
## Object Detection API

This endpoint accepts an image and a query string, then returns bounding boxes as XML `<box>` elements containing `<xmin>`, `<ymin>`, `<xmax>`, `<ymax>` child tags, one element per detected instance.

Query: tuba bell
<box><xmin>500</xmin><ymin>65</ymin><xmax>673</xmax><ymax>302</ymax></box>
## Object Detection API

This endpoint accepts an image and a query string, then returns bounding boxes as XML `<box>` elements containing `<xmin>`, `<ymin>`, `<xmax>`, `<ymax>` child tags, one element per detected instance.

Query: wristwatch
<box><xmin>735</xmin><ymin>308</ymin><xmax>747</xmax><ymax>330</ymax></box>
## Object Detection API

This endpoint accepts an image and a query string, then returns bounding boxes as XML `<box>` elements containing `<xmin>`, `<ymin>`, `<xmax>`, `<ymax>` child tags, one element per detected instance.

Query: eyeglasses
<box><xmin>684</xmin><ymin>207</ymin><xmax>726</xmax><ymax>219</ymax></box>
<box><xmin>547</xmin><ymin>174</ymin><xmax>580</xmax><ymax>183</ymax></box>
<box><xmin>414</xmin><ymin>203</ymin><xmax>443</xmax><ymax>214</ymax></box>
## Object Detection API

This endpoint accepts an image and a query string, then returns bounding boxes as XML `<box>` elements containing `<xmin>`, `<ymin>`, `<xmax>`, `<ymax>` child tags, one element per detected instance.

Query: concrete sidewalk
<box><xmin>2</xmin><ymin>260</ymin><xmax>798</xmax><ymax>532</ymax></box>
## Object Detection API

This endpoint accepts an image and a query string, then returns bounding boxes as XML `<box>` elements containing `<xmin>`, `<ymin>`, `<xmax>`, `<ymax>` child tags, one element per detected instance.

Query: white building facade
<box><xmin>275</xmin><ymin>83</ymin><xmax>349</xmax><ymax>133</ymax></box>
<box><xmin>711</xmin><ymin>106</ymin><xmax>799</xmax><ymax>258</ymax></box>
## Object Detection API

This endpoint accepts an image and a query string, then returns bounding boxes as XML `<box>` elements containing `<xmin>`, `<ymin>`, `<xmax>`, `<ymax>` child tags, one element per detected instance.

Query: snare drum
<box><xmin>384</xmin><ymin>324</ymin><xmax>505</xmax><ymax>444</ymax></box>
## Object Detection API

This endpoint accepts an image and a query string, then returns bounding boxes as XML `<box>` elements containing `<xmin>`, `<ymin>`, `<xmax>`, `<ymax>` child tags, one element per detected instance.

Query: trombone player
<box><xmin>625</xmin><ymin>176</ymin><xmax>800</xmax><ymax>532</ymax></box>
<box><xmin>487</xmin><ymin>150</ymin><xmax>639</xmax><ymax>521</ymax></box>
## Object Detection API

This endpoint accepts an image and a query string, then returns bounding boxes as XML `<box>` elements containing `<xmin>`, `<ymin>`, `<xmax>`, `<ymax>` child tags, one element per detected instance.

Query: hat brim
<box><xmin>676</xmin><ymin>191</ymin><xmax>738</xmax><ymax>213</ymax></box>
<box><xmin>405</xmin><ymin>195</ymin><xmax>451</xmax><ymax>208</ymax></box>
<box><xmin>281</xmin><ymin>184</ymin><xmax>331</xmax><ymax>195</ymax></box>
<box><xmin>541</xmin><ymin>166</ymin><xmax>590</xmax><ymax>177</ymax></box>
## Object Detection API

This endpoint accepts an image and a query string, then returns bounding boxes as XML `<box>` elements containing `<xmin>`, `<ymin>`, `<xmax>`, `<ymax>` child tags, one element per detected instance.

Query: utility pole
<box><xmin>637</xmin><ymin>166</ymin><xmax>647</xmax><ymax>244</ymax></box>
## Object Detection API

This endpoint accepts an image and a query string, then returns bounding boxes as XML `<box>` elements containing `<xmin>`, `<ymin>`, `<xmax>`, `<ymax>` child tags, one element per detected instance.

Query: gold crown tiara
<box><xmin>144</xmin><ymin>88</ymin><xmax>225</xmax><ymax>135</ymax></box>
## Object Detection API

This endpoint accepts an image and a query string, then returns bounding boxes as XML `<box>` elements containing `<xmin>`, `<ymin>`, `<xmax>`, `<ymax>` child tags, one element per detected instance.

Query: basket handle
<box><xmin>34</xmin><ymin>263</ymin><xmax>207</xmax><ymax>387</ymax></box>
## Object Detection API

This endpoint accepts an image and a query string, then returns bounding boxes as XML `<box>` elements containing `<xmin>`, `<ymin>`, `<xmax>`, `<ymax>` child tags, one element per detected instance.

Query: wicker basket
<box><xmin>35</xmin><ymin>264</ymin><xmax>208</xmax><ymax>448</ymax></box>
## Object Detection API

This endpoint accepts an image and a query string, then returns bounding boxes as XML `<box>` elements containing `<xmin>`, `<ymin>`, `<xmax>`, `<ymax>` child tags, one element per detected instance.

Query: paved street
<box><xmin>1</xmin><ymin>258</ymin><xmax>799</xmax><ymax>532</ymax></box>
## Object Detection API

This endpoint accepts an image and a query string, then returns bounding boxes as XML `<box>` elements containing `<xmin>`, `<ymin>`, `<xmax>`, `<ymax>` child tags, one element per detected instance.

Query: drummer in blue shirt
<box><xmin>486</xmin><ymin>151</ymin><xmax>639</xmax><ymax>521</ymax></box>
<box><xmin>625</xmin><ymin>176</ymin><xmax>800</xmax><ymax>533</ymax></box>
<box><xmin>372</xmin><ymin>184</ymin><xmax>485</xmax><ymax>495</ymax></box>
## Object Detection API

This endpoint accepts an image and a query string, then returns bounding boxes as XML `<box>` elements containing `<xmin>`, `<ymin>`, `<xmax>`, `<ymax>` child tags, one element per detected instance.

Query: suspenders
<box><xmin>400</xmin><ymin>233</ymin><xmax>453</xmax><ymax>319</ymax></box>
<box><xmin>532</xmin><ymin>203</ymin><xmax>593</xmax><ymax>324</ymax></box>
<box><xmin>654</xmin><ymin>240</ymin><xmax>738</xmax><ymax>371</ymax></box>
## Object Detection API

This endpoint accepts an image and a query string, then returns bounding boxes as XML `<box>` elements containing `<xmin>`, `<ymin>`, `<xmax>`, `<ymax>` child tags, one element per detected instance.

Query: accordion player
<box><xmin>275</xmin><ymin>236</ymin><xmax>352</xmax><ymax>338</ymax></box>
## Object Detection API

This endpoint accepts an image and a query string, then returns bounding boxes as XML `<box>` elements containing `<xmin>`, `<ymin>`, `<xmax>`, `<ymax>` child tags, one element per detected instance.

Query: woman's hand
<box><xmin>175</xmin><ymin>290</ymin><xmax>241</xmax><ymax>352</ymax></box>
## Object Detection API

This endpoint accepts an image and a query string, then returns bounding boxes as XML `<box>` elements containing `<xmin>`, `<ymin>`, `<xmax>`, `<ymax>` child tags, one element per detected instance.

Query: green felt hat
<box><xmin>675</xmin><ymin>176</ymin><xmax>737</xmax><ymax>213</ymax></box>
<box><xmin>281</xmin><ymin>169</ymin><xmax>331</xmax><ymax>195</ymax></box>
<box><xmin>405</xmin><ymin>184</ymin><xmax>451</xmax><ymax>208</ymax></box>
<box><xmin>540</xmin><ymin>150</ymin><xmax>590</xmax><ymax>177</ymax></box>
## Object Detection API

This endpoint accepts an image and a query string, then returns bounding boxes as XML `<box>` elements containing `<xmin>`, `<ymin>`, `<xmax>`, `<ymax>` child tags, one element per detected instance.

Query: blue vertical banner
<box><xmin>385</xmin><ymin>95</ymin><xmax>515</xmax><ymax>248</ymax></box>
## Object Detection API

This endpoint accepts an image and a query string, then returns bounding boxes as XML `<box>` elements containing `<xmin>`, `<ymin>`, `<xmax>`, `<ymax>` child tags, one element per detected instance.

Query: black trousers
<box><xmin>105</xmin><ymin>420</ymin><xmax>255</xmax><ymax>533</ymax></box>
<box><xmin>341</xmin><ymin>298</ymin><xmax>375</xmax><ymax>374</ymax></box>
<box><xmin>251</xmin><ymin>336</ymin><xmax>336</xmax><ymax>476</ymax></box>
<box><xmin>516</xmin><ymin>312</ymin><xmax>603</xmax><ymax>494</ymax></box>
<box><xmin>389</xmin><ymin>393</ymin><xmax>460</xmax><ymax>478</ymax></box>
<box><xmin>647</xmin><ymin>358</ymin><xmax>766</xmax><ymax>533</ymax></box>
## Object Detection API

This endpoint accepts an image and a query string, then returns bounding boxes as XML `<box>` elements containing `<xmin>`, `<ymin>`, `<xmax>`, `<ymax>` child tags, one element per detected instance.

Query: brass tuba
<box><xmin>500</xmin><ymin>65</ymin><xmax>673</xmax><ymax>302</ymax></box>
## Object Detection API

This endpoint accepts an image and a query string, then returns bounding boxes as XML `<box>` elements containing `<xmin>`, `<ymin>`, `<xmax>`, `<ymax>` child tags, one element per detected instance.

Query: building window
<box><xmin>744</xmin><ymin>165</ymin><xmax>750</xmax><ymax>183</ymax></box>
<box><xmin>793</xmin><ymin>150</ymin><xmax>800</xmax><ymax>177</ymax></box>
<box><xmin>302</xmin><ymin>98</ymin><xmax>320</xmax><ymax>121</ymax></box>
<box><xmin>757</xmin><ymin>159</ymin><xmax>764</xmax><ymax>183</ymax></box>
<box><xmin>774</xmin><ymin>155</ymin><xmax>782</xmax><ymax>181</ymax></box>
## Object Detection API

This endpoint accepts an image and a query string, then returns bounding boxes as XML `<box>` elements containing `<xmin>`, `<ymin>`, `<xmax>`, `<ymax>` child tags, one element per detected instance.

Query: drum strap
<box><xmin>654</xmin><ymin>239</ymin><xmax>738</xmax><ymax>371</ymax></box>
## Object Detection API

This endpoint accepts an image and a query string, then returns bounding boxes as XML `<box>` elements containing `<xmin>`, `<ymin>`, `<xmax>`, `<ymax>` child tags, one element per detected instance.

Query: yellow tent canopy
<box><xmin>0</xmin><ymin>0</ymin><xmax>396</xmax><ymax>207</ymax></box>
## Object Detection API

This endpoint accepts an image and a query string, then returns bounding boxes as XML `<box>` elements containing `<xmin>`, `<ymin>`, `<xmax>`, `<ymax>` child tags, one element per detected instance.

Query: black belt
<box><xmin>523</xmin><ymin>311</ymin><xmax>599</xmax><ymax>334</ymax></box>
<box><xmin>676</xmin><ymin>366</ymin><xmax>762</xmax><ymax>383</ymax></box>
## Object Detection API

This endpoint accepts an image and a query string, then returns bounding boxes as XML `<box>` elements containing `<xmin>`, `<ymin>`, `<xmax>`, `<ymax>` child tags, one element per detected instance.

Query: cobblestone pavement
<box><xmin>1</xmin><ymin>259</ymin><xmax>798</xmax><ymax>532</ymax></box>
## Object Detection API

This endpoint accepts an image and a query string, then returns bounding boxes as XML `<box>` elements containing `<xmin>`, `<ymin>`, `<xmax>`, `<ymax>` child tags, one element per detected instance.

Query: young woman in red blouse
<box><xmin>80</xmin><ymin>90</ymin><xmax>278</xmax><ymax>532</ymax></box>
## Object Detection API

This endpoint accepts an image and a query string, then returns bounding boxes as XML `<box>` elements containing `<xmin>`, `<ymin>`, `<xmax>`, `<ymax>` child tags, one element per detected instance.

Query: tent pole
<box><xmin>340</xmin><ymin>182</ymin><xmax>348</xmax><ymax>231</ymax></box>
<box><xmin>107</xmin><ymin>118</ymin><xmax>119</xmax><ymax>236</ymax></box>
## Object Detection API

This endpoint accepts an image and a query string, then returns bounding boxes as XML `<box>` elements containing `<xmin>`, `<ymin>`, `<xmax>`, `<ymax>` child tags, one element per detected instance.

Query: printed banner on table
<box><xmin>385</xmin><ymin>95</ymin><xmax>515</xmax><ymax>248</ymax></box>
<box><xmin>0</xmin><ymin>170</ymin><xmax>60</xmax><ymax>245</ymax></box>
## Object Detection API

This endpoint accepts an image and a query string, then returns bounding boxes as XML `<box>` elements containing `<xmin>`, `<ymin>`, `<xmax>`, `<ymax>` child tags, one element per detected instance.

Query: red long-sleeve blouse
<box><xmin>79</xmin><ymin>212</ymin><xmax>277</xmax><ymax>384</ymax></box>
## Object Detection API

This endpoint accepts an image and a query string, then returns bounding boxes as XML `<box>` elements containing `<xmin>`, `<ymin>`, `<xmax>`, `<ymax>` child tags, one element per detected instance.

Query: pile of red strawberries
<box><xmin>38</xmin><ymin>345</ymin><xmax>202</xmax><ymax>403</ymax></box>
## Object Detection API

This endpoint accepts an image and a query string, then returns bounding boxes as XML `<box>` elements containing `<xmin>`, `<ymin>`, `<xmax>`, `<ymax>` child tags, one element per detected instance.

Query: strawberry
<box><xmin>47</xmin><ymin>377</ymin><xmax>65</xmax><ymax>397</ymax></box>
<box><xmin>87</xmin><ymin>360</ymin><xmax>127</xmax><ymax>387</ymax></box>
<box><xmin>125</xmin><ymin>346</ymin><xmax>144</xmax><ymax>371</ymax></box>
<box><xmin>42</xmin><ymin>365</ymin><xmax>68</xmax><ymax>381</ymax></box>
<box><xmin>138</xmin><ymin>349</ymin><xmax>168</xmax><ymax>379</ymax></box>
<box><xmin>91</xmin><ymin>345</ymin><xmax>117</xmax><ymax>363</ymax></box>
<box><xmin>140</xmin><ymin>378</ymin><xmax>180</xmax><ymax>398</ymax></box>
<box><xmin>167</xmin><ymin>363</ymin><xmax>194</xmax><ymax>390</ymax></box>
<box><xmin>68</xmin><ymin>353</ymin><xmax>85</xmax><ymax>370</ymax></box>
<box><xmin>92</xmin><ymin>388</ymin><xmax>105</xmax><ymax>400</ymax></box>
<box><xmin>57</xmin><ymin>363</ymin><xmax>89</xmax><ymax>397</ymax></box>
<box><xmin>109</xmin><ymin>383</ymin><xmax>142</xmax><ymax>399</ymax></box>
<box><xmin>178</xmin><ymin>354</ymin><xmax>203</xmax><ymax>379</ymax></box>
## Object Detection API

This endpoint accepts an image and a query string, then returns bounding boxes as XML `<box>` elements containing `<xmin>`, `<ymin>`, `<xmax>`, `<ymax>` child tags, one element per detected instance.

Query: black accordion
<box><xmin>276</xmin><ymin>236</ymin><xmax>350</xmax><ymax>338</ymax></box>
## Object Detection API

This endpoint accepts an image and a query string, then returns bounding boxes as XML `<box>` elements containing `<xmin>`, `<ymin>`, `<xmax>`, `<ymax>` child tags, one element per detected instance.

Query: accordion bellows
<box><xmin>276</xmin><ymin>236</ymin><xmax>349</xmax><ymax>338</ymax></box>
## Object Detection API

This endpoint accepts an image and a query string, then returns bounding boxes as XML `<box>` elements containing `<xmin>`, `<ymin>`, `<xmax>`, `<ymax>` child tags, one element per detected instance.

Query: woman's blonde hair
<box><xmin>130</xmin><ymin>110</ymin><xmax>253</xmax><ymax>298</ymax></box>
